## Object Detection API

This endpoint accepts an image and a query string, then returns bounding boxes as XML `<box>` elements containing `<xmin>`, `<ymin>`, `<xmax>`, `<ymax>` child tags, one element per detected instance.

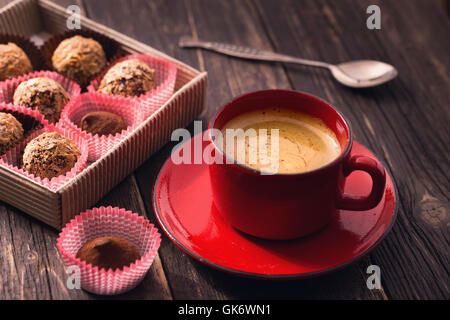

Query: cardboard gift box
<box><xmin>0</xmin><ymin>0</ymin><xmax>207</xmax><ymax>229</ymax></box>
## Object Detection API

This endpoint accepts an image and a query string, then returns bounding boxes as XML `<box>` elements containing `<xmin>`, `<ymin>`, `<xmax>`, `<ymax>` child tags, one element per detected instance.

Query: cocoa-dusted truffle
<box><xmin>80</xmin><ymin>111</ymin><xmax>127</xmax><ymax>136</ymax></box>
<box><xmin>0</xmin><ymin>42</ymin><xmax>33</xmax><ymax>81</ymax></box>
<box><xmin>22</xmin><ymin>132</ymin><xmax>80</xmax><ymax>180</ymax></box>
<box><xmin>76</xmin><ymin>236</ymin><xmax>141</xmax><ymax>271</ymax></box>
<box><xmin>98</xmin><ymin>59</ymin><xmax>155</xmax><ymax>97</ymax></box>
<box><xmin>0</xmin><ymin>112</ymin><xmax>24</xmax><ymax>154</ymax></box>
<box><xmin>13</xmin><ymin>77</ymin><xmax>70</xmax><ymax>123</ymax></box>
<box><xmin>52</xmin><ymin>35</ymin><xmax>107</xmax><ymax>86</ymax></box>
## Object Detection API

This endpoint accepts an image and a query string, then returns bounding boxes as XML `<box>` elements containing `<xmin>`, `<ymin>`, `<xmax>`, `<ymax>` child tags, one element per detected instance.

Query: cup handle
<box><xmin>336</xmin><ymin>154</ymin><xmax>386</xmax><ymax>211</ymax></box>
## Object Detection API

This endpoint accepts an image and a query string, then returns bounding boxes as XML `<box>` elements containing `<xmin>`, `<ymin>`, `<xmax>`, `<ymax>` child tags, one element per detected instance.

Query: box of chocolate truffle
<box><xmin>0</xmin><ymin>0</ymin><xmax>207</xmax><ymax>229</ymax></box>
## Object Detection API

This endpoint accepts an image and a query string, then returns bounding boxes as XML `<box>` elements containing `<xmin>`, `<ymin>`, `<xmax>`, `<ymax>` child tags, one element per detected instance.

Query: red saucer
<box><xmin>153</xmin><ymin>134</ymin><xmax>398</xmax><ymax>279</ymax></box>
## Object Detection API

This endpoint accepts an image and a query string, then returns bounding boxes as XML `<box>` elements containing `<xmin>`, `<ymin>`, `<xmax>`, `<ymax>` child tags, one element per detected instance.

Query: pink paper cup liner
<box><xmin>87</xmin><ymin>54</ymin><xmax>177</xmax><ymax>118</ymax></box>
<box><xmin>0</xmin><ymin>124</ymin><xmax>88</xmax><ymax>191</ymax></box>
<box><xmin>59</xmin><ymin>92</ymin><xmax>143</xmax><ymax>161</ymax></box>
<box><xmin>0</xmin><ymin>70</ymin><xmax>82</xmax><ymax>123</ymax></box>
<box><xmin>56</xmin><ymin>207</ymin><xmax>162</xmax><ymax>296</ymax></box>
<box><xmin>0</xmin><ymin>103</ymin><xmax>49</xmax><ymax>155</ymax></box>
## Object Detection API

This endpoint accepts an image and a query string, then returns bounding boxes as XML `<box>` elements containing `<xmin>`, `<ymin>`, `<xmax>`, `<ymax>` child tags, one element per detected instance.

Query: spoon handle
<box><xmin>179</xmin><ymin>36</ymin><xmax>331</xmax><ymax>69</ymax></box>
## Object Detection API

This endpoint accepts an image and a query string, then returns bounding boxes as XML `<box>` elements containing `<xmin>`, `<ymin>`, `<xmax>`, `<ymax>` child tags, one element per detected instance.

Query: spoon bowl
<box><xmin>330</xmin><ymin>60</ymin><xmax>398</xmax><ymax>88</ymax></box>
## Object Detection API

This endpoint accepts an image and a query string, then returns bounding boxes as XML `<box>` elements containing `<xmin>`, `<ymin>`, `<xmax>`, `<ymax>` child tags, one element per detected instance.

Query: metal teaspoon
<box><xmin>179</xmin><ymin>36</ymin><xmax>398</xmax><ymax>88</ymax></box>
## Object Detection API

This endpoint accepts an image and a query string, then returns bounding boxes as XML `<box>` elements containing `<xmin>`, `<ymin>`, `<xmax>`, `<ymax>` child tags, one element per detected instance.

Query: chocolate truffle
<box><xmin>80</xmin><ymin>111</ymin><xmax>128</xmax><ymax>136</ymax></box>
<box><xmin>22</xmin><ymin>132</ymin><xmax>80</xmax><ymax>180</ymax></box>
<box><xmin>0</xmin><ymin>42</ymin><xmax>33</xmax><ymax>81</ymax></box>
<box><xmin>0</xmin><ymin>112</ymin><xmax>24</xmax><ymax>154</ymax></box>
<box><xmin>98</xmin><ymin>59</ymin><xmax>155</xmax><ymax>97</ymax></box>
<box><xmin>76</xmin><ymin>236</ymin><xmax>141</xmax><ymax>271</ymax></box>
<box><xmin>52</xmin><ymin>35</ymin><xmax>107</xmax><ymax>85</ymax></box>
<box><xmin>13</xmin><ymin>77</ymin><xmax>70</xmax><ymax>123</ymax></box>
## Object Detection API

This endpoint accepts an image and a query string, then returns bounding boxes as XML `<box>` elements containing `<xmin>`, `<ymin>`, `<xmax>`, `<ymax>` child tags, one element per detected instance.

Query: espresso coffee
<box><xmin>220</xmin><ymin>107</ymin><xmax>341</xmax><ymax>174</ymax></box>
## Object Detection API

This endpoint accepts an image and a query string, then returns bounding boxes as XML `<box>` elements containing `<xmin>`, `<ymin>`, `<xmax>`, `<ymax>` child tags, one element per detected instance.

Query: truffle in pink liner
<box><xmin>57</xmin><ymin>207</ymin><xmax>162</xmax><ymax>295</ymax></box>
<box><xmin>77</xmin><ymin>236</ymin><xmax>141</xmax><ymax>271</ymax></box>
<box><xmin>13</xmin><ymin>77</ymin><xmax>70</xmax><ymax>123</ymax></box>
<box><xmin>80</xmin><ymin>111</ymin><xmax>128</xmax><ymax>137</ymax></box>
<box><xmin>22</xmin><ymin>131</ymin><xmax>81</xmax><ymax>180</ymax></box>
<box><xmin>98</xmin><ymin>59</ymin><xmax>155</xmax><ymax>97</ymax></box>
<box><xmin>0</xmin><ymin>112</ymin><xmax>24</xmax><ymax>154</ymax></box>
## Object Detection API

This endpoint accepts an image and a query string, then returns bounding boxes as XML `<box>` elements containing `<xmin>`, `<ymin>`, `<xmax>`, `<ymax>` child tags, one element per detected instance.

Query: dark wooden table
<box><xmin>0</xmin><ymin>0</ymin><xmax>448</xmax><ymax>300</ymax></box>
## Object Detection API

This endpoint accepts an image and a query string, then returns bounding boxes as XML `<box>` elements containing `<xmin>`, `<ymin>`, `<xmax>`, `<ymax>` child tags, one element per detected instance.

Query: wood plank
<box><xmin>254</xmin><ymin>0</ymin><xmax>449</xmax><ymax>299</ymax></box>
<box><xmin>0</xmin><ymin>205</ymin><xmax>53</xmax><ymax>299</ymax></box>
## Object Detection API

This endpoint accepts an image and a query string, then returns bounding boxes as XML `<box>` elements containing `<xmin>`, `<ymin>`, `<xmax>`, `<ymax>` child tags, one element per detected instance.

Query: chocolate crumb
<box><xmin>80</xmin><ymin>111</ymin><xmax>128</xmax><ymax>136</ymax></box>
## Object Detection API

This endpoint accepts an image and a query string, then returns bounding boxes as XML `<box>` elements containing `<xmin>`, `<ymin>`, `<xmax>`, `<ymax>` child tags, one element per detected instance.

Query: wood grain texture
<box><xmin>0</xmin><ymin>0</ymin><xmax>448</xmax><ymax>300</ymax></box>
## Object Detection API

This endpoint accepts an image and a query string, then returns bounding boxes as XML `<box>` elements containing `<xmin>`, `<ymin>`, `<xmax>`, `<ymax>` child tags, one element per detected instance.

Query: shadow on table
<box><xmin>188</xmin><ymin>258</ymin><xmax>376</xmax><ymax>300</ymax></box>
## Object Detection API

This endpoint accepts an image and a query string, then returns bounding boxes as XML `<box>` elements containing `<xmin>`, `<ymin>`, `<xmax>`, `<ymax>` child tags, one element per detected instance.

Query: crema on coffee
<box><xmin>219</xmin><ymin>107</ymin><xmax>341</xmax><ymax>174</ymax></box>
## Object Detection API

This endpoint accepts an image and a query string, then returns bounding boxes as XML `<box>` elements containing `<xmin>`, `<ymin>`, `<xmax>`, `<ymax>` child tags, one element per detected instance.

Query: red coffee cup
<box><xmin>208</xmin><ymin>90</ymin><xmax>386</xmax><ymax>240</ymax></box>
